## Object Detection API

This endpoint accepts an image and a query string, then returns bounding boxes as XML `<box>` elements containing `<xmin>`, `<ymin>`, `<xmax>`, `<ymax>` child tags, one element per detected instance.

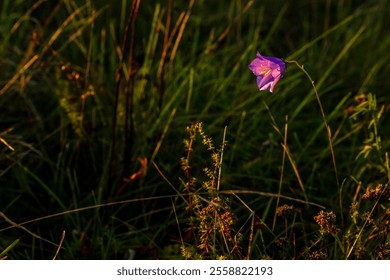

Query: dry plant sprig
<box><xmin>362</xmin><ymin>184</ymin><xmax>390</xmax><ymax>201</ymax></box>
<box><xmin>196</xmin><ymin>197</ymin><xmax>242</xmax><ymax>259</ymax></box>
<box><xmin>180</xmin><ymin>122</ymin><xmax>205</xmax><ymax>244</ymax></box>
<box><xmin>314</xmin><ymin>210</ymin><xmax>339</xmax><ymax>235</ymax></box>
<box><xmin>346</xmin><ymin>182</ymin><xmax>389</xmax><ymax>259</ymax></box>
<box><xmin>276</xmin><ymin>204</ymin><xmax>294</xmax><ymax>218</ymax></box>
<box><xmin>306</xmin><ymin>250</ymin><xmax>328</xmax><ymax>260</ymax></box>
<box><xmin>179</xmin><ymin>122</ymin><xmax>242</xmax><ymax>259</ymax></box>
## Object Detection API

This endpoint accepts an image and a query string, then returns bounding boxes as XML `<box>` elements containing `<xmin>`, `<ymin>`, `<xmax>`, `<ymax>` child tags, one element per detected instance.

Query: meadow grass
<box><xmin>0</xmin><ymin>0</ymin><xmax>389</xmax><ymax>259</ymax></box>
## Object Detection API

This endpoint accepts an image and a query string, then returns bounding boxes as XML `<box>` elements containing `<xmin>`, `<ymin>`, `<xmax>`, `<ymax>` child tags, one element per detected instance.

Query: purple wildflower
<box><xmin>248</xmin><ymin>52</ymin><xmax>285</xmax><ymax>93</ymax></box>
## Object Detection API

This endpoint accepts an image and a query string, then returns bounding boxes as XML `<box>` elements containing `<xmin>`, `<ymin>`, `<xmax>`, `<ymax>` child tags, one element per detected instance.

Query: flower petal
<box><xmin>248</xmin><ymin>52</ymin><xmax>285</xmax><ymax>93</ymax></box>
<box><xmin>256</xmin><ymin>74</ymin><xmax>273</xmax><ymax>91</ymax></box>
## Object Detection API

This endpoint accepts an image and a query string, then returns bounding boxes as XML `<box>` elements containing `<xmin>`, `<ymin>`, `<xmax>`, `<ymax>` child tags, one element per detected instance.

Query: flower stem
<box><xmin>285</xmin><ymin>60</ymin><xmax>340</xmax><ymax>195</ymax></box>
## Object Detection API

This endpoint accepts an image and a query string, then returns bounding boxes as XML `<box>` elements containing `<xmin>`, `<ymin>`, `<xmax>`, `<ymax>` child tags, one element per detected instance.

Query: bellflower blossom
<box><xmin>248</xmin><ymin>52</ymin><xmax>285</xmax><ymax>93</ymax></box>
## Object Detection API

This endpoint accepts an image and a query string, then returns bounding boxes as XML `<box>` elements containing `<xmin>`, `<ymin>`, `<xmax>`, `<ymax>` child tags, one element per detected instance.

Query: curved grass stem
<box><xmin>285</xmin><ymin>60</ymin><xmax>341</xmax><ymax>214</ymax></box>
